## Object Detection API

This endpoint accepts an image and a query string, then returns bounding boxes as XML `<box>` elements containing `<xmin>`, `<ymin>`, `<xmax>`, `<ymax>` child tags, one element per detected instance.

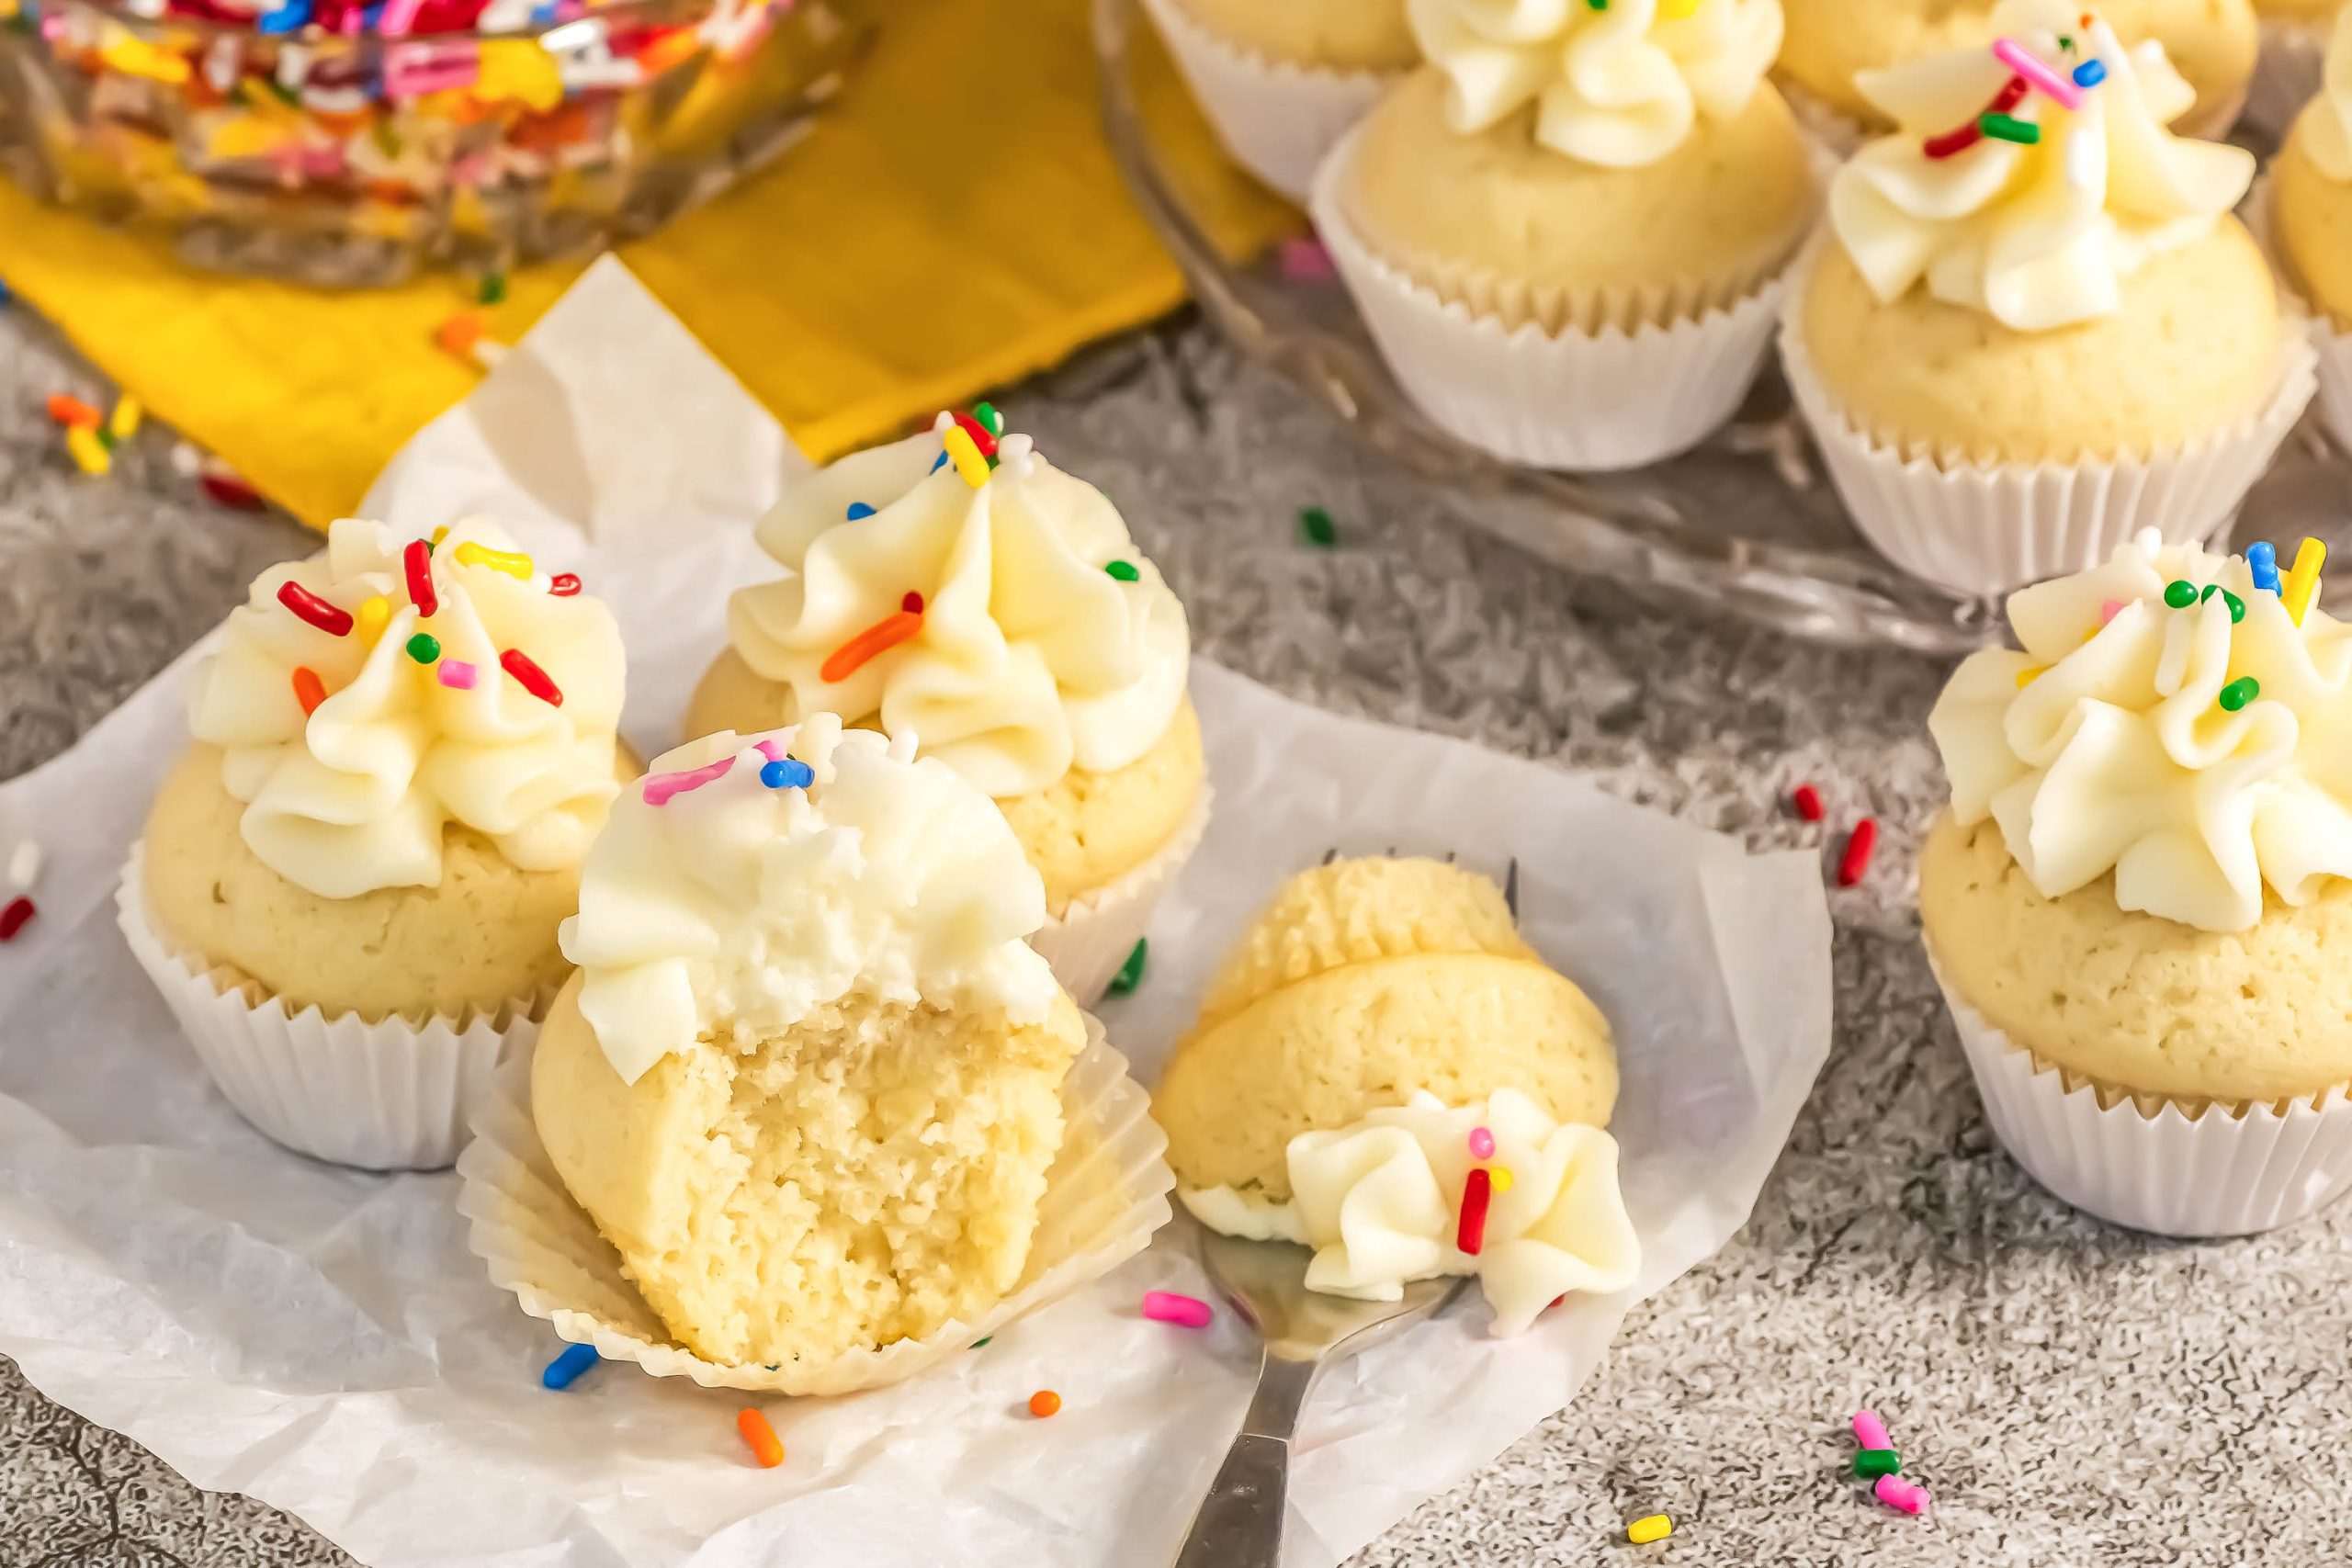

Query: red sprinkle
<box><xmin>1457</xmin><ymin>1167</ymin><xmax>1493</xmax><ymax>1257</ymax></box>
<box><xmin>277</xmin><ymin>581</ymin><xmax>353</xmax><ymax>637</ymax></box>
<box><xmin>500</xmin><ymin>648</ymin><xmax>562</xmax><ymax>705</ymax></box>
<box><xmin>198</xmin><ymin>471</ymin><xmax>266</xmax><ymax>511</ymax></box>
<box><xmin>1792</xmin><ymin>784</ymin><xmax>1826</xmax><ymax>822</ymax></box>
<box><xmin>0</xmin><ymin>896</ymin><xmax>34</xmax><ymax>942</ymax></box>
<box><xmin>548</xmin><ymin>571</ymin><xmax>582</xmax><ymax>597</ymax></box>
<box><xmin>1925</xmin><ymin>73</ymin><xmax>2027</xmax><ymax>158</ymax></box>
<box><xmin>1838</xmin><ymin>818</ymin><xmax>1880</xmax><ymax>888</ymax></box>
<box><xmin>949</xmin><ymin>411</ymin><xmax>1000</xmax><ymax>458</ymax></box>
<box><xmin>291</xmin><ymin>666</ymin><xmax>326</xmax><ymax>716</ymax></box>
<box><xmin>403</xmin><ymin>538</ymin><xmax>438</xmax><ymax>617</ymax></box>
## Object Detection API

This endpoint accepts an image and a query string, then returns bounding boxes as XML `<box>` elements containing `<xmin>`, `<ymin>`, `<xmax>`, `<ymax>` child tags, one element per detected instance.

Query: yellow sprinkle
<box><xmin>98</xmin><ymin>28</ymin><xmax>190</xmax><ymax>84</ymax></box>
<box><xmin>1489</xmin><ymin>1167</ymin><xmax>1514</xmax><ymax>1194</ymax></box>
<box><xmin>1658</xmin><ymin>0</ymin><xmax>1698</xmax><ymax>14</ymax></box>
<box><xmin>453</xmin><ymin>541</ymin><xmax>534</xmax><ymax>578</ymax></box>
<box><xmin>107</xmin><ymin>395</ymin><xmax>142</xmax><ymax>441</ymax></box>
<box><xmin>356</xmin><ymin>596</ymin><xmax>390</xmax><ymax>646</ymax></box>
<box><xmin>2285</xmin><ymin>537</ymin><xmax>2327</xmax><ymax>627</ymax></box>
<box><xmin>2016</xmin><ymin>665</ymin><xmax>2046</xmax><ymax>689</ymax></box>
<box><xmin>1628</xmin><ymin>1514</ymin><xmax>1673</xmax><ymax>1545</ymax></box>
<box><xmin>65</xmin><ymin>425</ymin><xmax>110</xmax><ymax>477</ymax></box>
<box><xmin>431</xmin><ymin>525</ymin><xmax>450</xmax><ymax>546</ymax></box>
<box><xmin>942</xmin><ymin>424</ymin><xmax>989</xmax><ymax>488</ymax></box>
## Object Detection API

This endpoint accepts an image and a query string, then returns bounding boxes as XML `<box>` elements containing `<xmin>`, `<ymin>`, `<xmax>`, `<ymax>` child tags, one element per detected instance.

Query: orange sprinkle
<box><xmin>819</xmin><ymin>592</ymin><xmax>925</xmax><ymax>684</ymax></box>
<box><xmin>292</xmin><ymin>666</ymin><xmax>326</xmax><ymax>716</ymax></box>
<box><xmin>736</xmin><ymin>1408</ymin><xmax>784</xmax><ymax>1468</ymax></box>
<box><xmin>1028</xmin><ymin>1390</ymin><xmax>1061</xmax><ymax>1418</ymax></box>
<box><xmin>434</xmin><ymin>311</ymin><xmax>487</xmax><ymax>358</ymax></box>
<box><xmin>46</xmin><ymin>394</ymin><xmax>102</xmax><ymax>430</ymax></box>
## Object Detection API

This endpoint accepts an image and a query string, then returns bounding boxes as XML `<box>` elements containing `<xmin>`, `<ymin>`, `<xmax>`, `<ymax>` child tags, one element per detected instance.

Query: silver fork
<box><xmin>1170</xmin><ymin>1227</ymin><xmax>1465</xmax><ymax>1568</ymax></box>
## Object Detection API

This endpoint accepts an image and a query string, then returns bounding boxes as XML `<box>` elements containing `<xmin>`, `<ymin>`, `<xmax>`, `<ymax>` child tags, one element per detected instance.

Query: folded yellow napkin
<box><xmin>0</xmin><ymin>0</ymin><xmax>1290</xmax><ymax>526</ymax></box>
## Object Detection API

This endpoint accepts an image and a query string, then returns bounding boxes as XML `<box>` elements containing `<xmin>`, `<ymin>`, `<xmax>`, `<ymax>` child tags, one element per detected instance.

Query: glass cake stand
<box><xmin>1091</xmin><ymin>0</ymin><xmax>2351</xmax><ymax>656</ymax></box>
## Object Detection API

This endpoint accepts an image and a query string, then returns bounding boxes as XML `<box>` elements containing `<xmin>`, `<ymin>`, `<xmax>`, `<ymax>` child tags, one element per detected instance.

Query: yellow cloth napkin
<box><xmin>0</xmin><ymin>0</ymin><xmax>1291</xmax><ymax>527</ymax></box>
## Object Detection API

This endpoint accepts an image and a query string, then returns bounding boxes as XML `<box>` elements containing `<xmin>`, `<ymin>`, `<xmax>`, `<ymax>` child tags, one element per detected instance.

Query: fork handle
<box><xmin>1171</xmin><ymin>1358</ymin><xmax>1315</xmax><ymax>1568</ymax></box>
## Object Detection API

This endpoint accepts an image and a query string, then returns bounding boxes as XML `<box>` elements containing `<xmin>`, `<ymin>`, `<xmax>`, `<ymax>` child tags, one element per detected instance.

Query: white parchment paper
<box><xmin>0</xmin><ymin>259</ymin><xmax>1834</xmax><ymax>1568</ymax></box>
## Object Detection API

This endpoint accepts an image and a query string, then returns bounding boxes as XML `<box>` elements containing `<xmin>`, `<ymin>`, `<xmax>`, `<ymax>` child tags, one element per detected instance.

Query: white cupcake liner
<box><xmin>1030</xmin><ymin>784</ymin><xmax>1211</xmax><ymax>1007</ymax></box>
<box><xmin>1933</xmin><ymin>955</ymin><xmax>2352</xmax><ymax>1236</ymax></box>
<box><xmin>1781</xmin><ymin>236</ymin><xmax>2318</xmax><ymax>597</ymax></box>
<box><xmin>2252</xmin><ymin>170</ymin><xmax>2352</xmax><ymax>452</ymax></box>
<box><xmin>1137</xmin><ymin>0</ymin><xmax>1396</xmax><ymax>203</ymax></box>
<box><xmin>1309</xmin><ymin>127</ymin><xmax>1797</xmax><ymax>472</ymax></box>
<box><xmin>116</xmin><ymin>840</ymin><xmax>539</xmax><ymax>1171</ymax></box>
<box><xmin>2247</xmin><ymin>17</ymin><xmax>2328</xmax><ymax>138</ymax></box>
<box><xmin>453</xmin><ymin>1012</ymin><xmax>1173</xmax><ymax>1396</ymax></box>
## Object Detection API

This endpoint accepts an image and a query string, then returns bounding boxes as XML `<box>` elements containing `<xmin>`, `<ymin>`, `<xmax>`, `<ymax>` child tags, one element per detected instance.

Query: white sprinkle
<box><xmin>169</xmin><ymin>441</ymin><xmax>203</xmax><ymax>477</ymax></box>
<box><xmin>7</xmin><ymin>840</ymin><xmax>40</xmax><ymax>892</ymax></box>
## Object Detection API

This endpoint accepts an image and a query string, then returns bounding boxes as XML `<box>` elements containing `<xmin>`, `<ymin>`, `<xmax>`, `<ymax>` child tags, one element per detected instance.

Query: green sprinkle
<box><xmin>1979</xmin><ymin>112</ymin><xmax>2041</xmax><ymax>145</ymax></box>
<box><xmin>1108</xmin><ymin>939</ymin><xmax>1148</xmax><ymax>997</ymax></box>
<box><xmin>1105</xmin><ymin>559</ymin><xmax>1140</xmax><ymax>582</ymax></box>
<box><xmin>2220</xmin><ymin>677</ymin><xmax>2260</xmax><ymax>712</ymax></box>
<box><xmin>970</xmin><ymin>400</ymin><xmax>1002</xmax><ymax>435</ymax></box>
<box><xmin>405</xmin><ymin>632</ymin><xmax>441</xmax><ymax>663</ymax></box>
<box><xmin>2223</xmin><ymin>589</ymin><xmax>2245</xmax><ymax>623</ymax></box>
<box><xmin>96</xmin><ymin>427</ymin><xmax>117</xmax><ymax>452</ymax></box>
<box><xmin>2165</xmin><ymin>581</ymin><xmax>2199</xmax><ymax>609</ymax></box>
<box><xmin>970</xmin><ymin>1337</ymin><xmax>992</xmax><ymax>1349</ymax></box>
<box><xmin>1299</xmin><ymin>505</ymin><xmax>1337</xmax><ymax>547</ymax></box>
<box><xmin>479</xmin><ymin>273</ymin><xmax>507</xmax><ymax>307</ymax></box>
<box><xmin>1854</xmin><ymin>1449</ymin><xmax>1902</xmax><ymax>1479</ymax></box>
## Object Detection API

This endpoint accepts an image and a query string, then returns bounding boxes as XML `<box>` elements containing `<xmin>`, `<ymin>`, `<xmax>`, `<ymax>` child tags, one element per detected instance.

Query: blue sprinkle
<box><xmin>0</xmin><ymin>276</ymin><xmax>11</xmax><ymax>309</ymax></box>
<box><xmin>2249</xmin><ymin>541</ymin><xmax>2281</xmax><ymax>594</ymax></box>
<box><xmin>846</xmin><ymin>502</ymin><xmax>876</xmax><ymax>521</ymax></box>
<box><xmin>254</xmin><ymin>0</ymin><xmax>308</xmax><ymax>30</ymax></box>
<box><xmin>762</xmin><ymin>757</ymin><xmax>815</xmax><ymax>791</ymax></box>
<box><xmin>2071</xmin><ymin>58</ymin><xmax>2107</xmax><ymax>89</ymax></box>
<box><xmin>930</xmin><ymin>452</ymin><xmax>948</xmax><ymax>473</ymax></box>
<box><xmin>542</xmin><ymin>1343</ymin><xmax>599</xmax><ymax>1391</ymax></box>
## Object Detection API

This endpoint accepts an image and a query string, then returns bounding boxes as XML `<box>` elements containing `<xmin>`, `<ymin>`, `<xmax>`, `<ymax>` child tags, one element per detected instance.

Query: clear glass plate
<box><xmin>1092</xmin><ymin>0</ymin><xmax>2350</xmax><ymax>655</ymax></box>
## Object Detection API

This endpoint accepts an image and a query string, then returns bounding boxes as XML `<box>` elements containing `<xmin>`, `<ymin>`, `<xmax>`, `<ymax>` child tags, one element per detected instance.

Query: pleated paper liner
<box><xmin>116</xmin><ymin>840</ymin><xmax>542</xmax><ymax>1172</ymax></box>
<box><xmin>1309</xmin><ymin>126</ymin><xmax>1804</xmax><ymax>473</ymax></box>
<box><xmin>1137</xmin><ymin>0</ymin><xmax>1397</xmax><ymax>203</ymax></box>
<box><xmin>1780</xmin><ymin>235</ymin><xmax>2318</xmax><ymax>598</ymax></box>
<box><xmin>453</xmin><ymin>1012</ymin><xmax>1174</xmax><ymax>1396</ymax></box>
<box><xmin>1030</xmin><ymin>784</ymin><xmax>1210</xmax><ymax>1008</ymax></box>
<box><xmin>2247</xmin><ymin>17</ymin><xmax>2329</xmax><ymax>139</ymax></box>
<box><xmin>1932</xmin><ymin>954</ymin><xmax>2352</xmax><ymax>1236</ymax></box>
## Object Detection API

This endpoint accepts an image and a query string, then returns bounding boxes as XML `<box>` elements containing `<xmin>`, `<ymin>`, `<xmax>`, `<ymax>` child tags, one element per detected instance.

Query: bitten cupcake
<box><xmin>1140</xmin><ymin>0</ymin><xmax>1415</xmax><ymax>201</ymax></box>
<box><xmin>1783</xmin><ymin>2</ymin><xmax>2312</xmax><ymax>597</ymax></box>
<box><xmin>2246</xmin><ymin>0</ymin><xmax>2341</xmax><ymax>134</ymax></box>
<box><xmin>1313</xmin><ymin>0</ymin><xmax>1819</xmax><ymax>470</ymax></box>
<box><xmin>1156</xmin><ymin>857</ymin><xmax>1639</xmax><ymax>1335</ymax></box>
<box><xmin>1923</xmin><ymin>528</ymin><xmax>2352</xmax><ymax>1235</ymax></box>
<box><xmin>2268</xmin><ymin>8</ymin><xmax>2352</xmax><ymax>446</ymax></box>
<box><xmin>684</xmin><ymin>409</ymin><xmax>1206</xmax><ymax>1006</ymax></box>
<box><xmin>119</xmin><ymin>517</ymin><xmax>628</xmax><ymax>1170</ymax></box>
<box><xmin>1779</xmin><ymin>0</ymin><xmax>2256</xmax><ymax>149</ymax></box>
<box><xmin>458</xmin><ymin>719</ymin><xmax>1170</xmax><ymax>1393</ymax></box>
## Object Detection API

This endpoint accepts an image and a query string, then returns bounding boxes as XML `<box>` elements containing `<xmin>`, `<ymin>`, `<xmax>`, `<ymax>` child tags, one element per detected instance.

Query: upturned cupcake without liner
<box><xmin>2247</xmin><ymin>16</ymin><xmax>2329</xmax><ymax>135</ymax></box>
<box><xmin>454</xmin><ymin>1014</ymin><xmax>1174</xmax><ymax>1396</ymax></box>
<box><xmin>1932</xmin><ymin>955</ymin><xmax>2352</xmax><ymax>1236</ymax></box>
<box><xmin>1309</xmin><ymin>126</ymin><xmax>1798</xmax><ymax>473</ymax></box>
<box><xmin>1138</xmin><ymin>0</ymin><xmax>1398</xmax><ymax>202</ymax></box>
<box><xmin>1780</xmin><ymin>238</ymin><xmax>2318</xmax><ymax>598</ymax></box>
<box><xmin>1029</xmin><ymin>785</ymin><xmax>1211</xmax><ymax>1008</ymax></box>
<box><xmin>118</xmin><ymin>841</ymin><xmax>542</xmax><ymax>1171</ymax></box>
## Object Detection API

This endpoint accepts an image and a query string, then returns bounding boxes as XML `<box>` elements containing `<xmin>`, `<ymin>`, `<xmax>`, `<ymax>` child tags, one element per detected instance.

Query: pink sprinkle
<box><xmin>753</xmin><ymin>738</ymin><xmax>787</xmax><ymax>762</ymax></box>
<box><xmin>1278</xmin><ymin>237</ymin><xmax>1335</xmax><ymax>283</ymax></box>
<box><xmin>1874</xmin><ymin>1474</ymin><xmax>1929</xmax><ymax>1516</ymax></box>
<box><xmin>2100</xmin><ymin>598</ymin><xmax>2125</xmax><ymax>626</ymax></box>
<box><xmin>1991</xmin><ymin>36</ymin><xmax>2083</xmax><ymax>110</ymax></box>
<box><xmin>1467</xmin><ymin>1126</ymin><xmax>1496</xmax><ymax>1160</ymax></box>
<box><xmin>378</xmin><ymin>0</ymin><xmax>423</xmax><ymax>34</ymax></box>
<box><xmin>642</xmin><ymin>757</ymin><xmax>735</xmax><ymax>806</ymax></box>
<box><xmin>436</xmin><ymin>660</ymin><xmax>478</xmax><ymax>690</ymax></box>
<box><xmin>1853</xmin><ymin>1410</ymin><xmax>1892</xmax><ymax>1450</ymax></box>
<box><xmin>1142</xmin><ymin>1291</ymin><xmax>1214</xmax><ymax>1328</ymax></box>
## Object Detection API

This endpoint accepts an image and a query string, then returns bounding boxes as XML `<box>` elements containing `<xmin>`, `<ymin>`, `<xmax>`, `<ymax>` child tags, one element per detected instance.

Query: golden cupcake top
<box><xmin>2296</xmin><ymin>8</ymin><xmax>2352</xmax><ymax>180</ymax></box>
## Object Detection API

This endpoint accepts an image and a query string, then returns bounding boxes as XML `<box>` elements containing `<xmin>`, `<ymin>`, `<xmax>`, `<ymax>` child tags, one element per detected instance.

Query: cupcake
<box><xmin>1923</xmin><ymin>528</ymin><xmax>2352</xmax><ymax>1235</ymax></box>
<box><xmin>2267</xmin><ymin>8</ymin><xmax>2352</xmax><ymax>446</ymax></box>
<box><xmin>2246</xmin><ymin>0</ymin><xmax>2342</xmax><ymax>134</ymax></box>
<box><xmin>1156</xmin><ymin>857</ymin><xmax>1639</xmax><ymax>1335</ymax></box>
<box><xmin>119</xmin><ymin>517</ymin><xmax>628</xmax><ymax>1170</ymax></box>
<box><xmin>684</xmin><ymin>409</ymin><xmax>1206</xmax><ymax>1007</ymax></box>
<box><xmin>462</xmin><ymin>718</ymin><xmax>1170</xmax><ymax>1391</ymax></box>
<box><xmin>1313</xmin><ymin>0</ymin><xmax>1819</xmax><ymax>471</ymax></box>
<box><xmin>1141</xmin><ymin>0</ymin><xmax>1415</xmax><ymax>201</ymax></box>
<box><xmin>1779</xmin><ymin>0</ymin><xmax>2256</xmax><ymax>150</ymax></box>
<box><xmin>1783</xmin><ymin>3</ymin><xmax>2312</xmax><ymax>597</ymax></box>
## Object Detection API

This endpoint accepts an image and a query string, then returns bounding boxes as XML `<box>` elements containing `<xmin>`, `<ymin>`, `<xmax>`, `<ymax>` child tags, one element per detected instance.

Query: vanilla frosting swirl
<box><xmin>1831</xmin><ymin>2</ymin><xmax>2254</xmax><ymax>332</ymax></box>
<box><xmin>1183</xmin><ymin>1089</ymin><xmax>1641</xmax><ymax>1337</ymax></box>
<box><xmin>1931</xmin><ymin>529</ymin><xmax>2352</xmax><ymax>934</ymax></box>
<box><xmin>2301</xmin><ymin>8</ymin><xmax>2352</xmax><ymax>181</ymax></box>
<box><xmin>726</xmin><ymin>417</ymin><xmax>1190</xmax><ymax>801</ymax></box>
<box><xmin>1405</xmin><ymin>0</ymin><xmax>1783</xmax><ymax>168</ymax></box>
<box><xmin>187</xmin><ymin>517</ymin><xmax>625</xmax><ymax>899</ymax></box>
<box><xmin>560</xmin><ymin>718</ymin><xmax>1060</xmax><ymax>1085</ymax></box>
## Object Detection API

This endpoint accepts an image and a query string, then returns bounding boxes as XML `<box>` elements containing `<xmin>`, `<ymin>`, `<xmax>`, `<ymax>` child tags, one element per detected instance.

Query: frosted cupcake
<box><xmin>119</xmin><ymin>518</ymin><xmax>628</xmax><ymax>1170</ymax></box>
<box><xmin>1924</xmin><ymin>529</ymin><xmax>2352</xmax><ymax>1235</ymax></box>
<box><xmin>1313</xmin><ymin>0</ymin><xmax>1819</xmax><ymax>470</ymax></box>
<box><xmin>1157</xmin><ymin>858</ymin><xmax>1640</xmax><ymax>1335</ymax></box>
<box><xmin>459</xmin><ymin>719</ymin><xmax>1170</xmax><ymax>1393</ymax></box>
<box><xmin>1779</xmin><ymin>0</ymin><xmax>2256</xmax><ymax>149</ymax></box>
<box><xmin>2246</xmin><ymin>0</ymin><xmax>2342</xmax><ymax>133</ymax></box>
<box><xmin>2269</xmin><ymin>8</ymin><xmax>2352</xmax><ymax>446</ymax></box>
<box><xmin>1784</xmin><ymin>3</ymin><xmax>2312</xmax><ymax>596</ymax></box>
<box><xmin>684</xmin><ymin>410</ymin><xmax>1206</xmax><ymax>1006</ymax></box>
<box><xmin>1141</xmin><ymin>0</ymin><xmax>1415</xmax><ymax>201</ymax></box>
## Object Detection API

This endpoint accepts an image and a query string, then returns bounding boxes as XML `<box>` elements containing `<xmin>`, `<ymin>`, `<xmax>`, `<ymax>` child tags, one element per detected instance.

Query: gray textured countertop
<box><xmin>4</xmin><ymin>296</ymin><xmax>2346</xmax><ymax>1568</ymax></box>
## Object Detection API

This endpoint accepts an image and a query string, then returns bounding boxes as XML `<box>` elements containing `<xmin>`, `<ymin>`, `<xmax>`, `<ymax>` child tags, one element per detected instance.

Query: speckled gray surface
<box><xmin>3</xmin><ymin>298</ymin><xmax>2343</xmax><ymax>1568</ymax></box>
